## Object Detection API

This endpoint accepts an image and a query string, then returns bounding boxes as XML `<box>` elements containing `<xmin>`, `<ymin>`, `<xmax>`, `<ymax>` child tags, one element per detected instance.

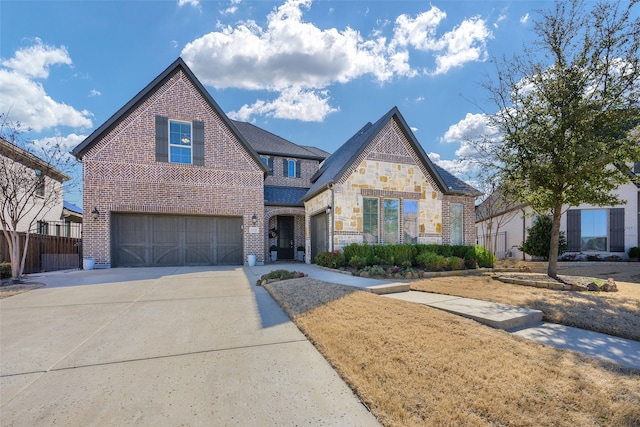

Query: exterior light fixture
<box><xmin>326</xmin><ymin>205</ymin><xmax>332</xmax><ymax>215</ymax></box>
<box><xmin>252</xmin><ymin>214</ymin><xmax>257</xmax><ymax>225</ymax></box>
<box><xmin>91</xmin><ymin>207</ymin><xmax>99</xmax><ymax>220</ymax></box>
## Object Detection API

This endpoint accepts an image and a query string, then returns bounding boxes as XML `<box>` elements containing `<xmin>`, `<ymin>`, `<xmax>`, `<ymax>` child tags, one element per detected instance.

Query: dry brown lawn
<box><xmin>411</xmin><ymin>275</ymin><xmax>640</xmax><ymax>341</ymax></box>
<box><xmin>265</xmin><ymin>279</ymin><xmax>640</xmax><ymax>427</ymax></box>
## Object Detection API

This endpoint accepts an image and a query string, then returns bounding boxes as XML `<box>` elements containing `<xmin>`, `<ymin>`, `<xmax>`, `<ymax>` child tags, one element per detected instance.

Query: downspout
<box><xmin>327</xmin><ymin>182</ymin><xmax>334</xmax><ymax>252</ymax></box>
<box><xmin>521</xmin><ymin>207</ymin><xmax>527</xmax><ymax>261</ymax></box>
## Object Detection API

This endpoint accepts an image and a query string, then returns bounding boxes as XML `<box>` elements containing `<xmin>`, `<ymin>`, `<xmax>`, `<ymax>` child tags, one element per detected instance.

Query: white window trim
<box><xmin>168</xmin><ymin>119</ymin><xmax>193</xmax><ymax>164</ymax></box>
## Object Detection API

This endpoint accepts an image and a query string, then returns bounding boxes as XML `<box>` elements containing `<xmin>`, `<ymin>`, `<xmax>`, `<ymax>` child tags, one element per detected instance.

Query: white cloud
<box><xmin>0</xmin><ymin>42</ymin><xmax>93</xmax><ymax>133</ymax></box>
<box><xmin>1</xmin><ymin>38</ymin><xmax>71</xmax><ymax>79</ymax></box>
<box><xmin>228</xmin><ymin>86</ymin><xmax>338</xmax><ymax>122</ymax></box>
<box><xmin>428</xmin><ymin>151</ymin><xmax>477</xmax><ymax>177</ymax></box>
<box><xmin>520</xmin><ymin>13</ymin><xmax>530</xmax><ymax>24</ymax></box>
<box><xmin>178</xmin><ymin>0</ymin><xmax>200</xmax><ymax>8</ymax></box>
<box><xmin>89</xmin><ymin>89</ymin><xmax>101</xmax><ymax>97</ymax></box>
<box><xmin>181</xmin><ymin>0</ymin><xmax>491</xmax><ymax>121</ymax></box>
<box><xmin>31</xmin><ymin>133</ymin><xmax>87</xmax><ymax>158</ymax></box>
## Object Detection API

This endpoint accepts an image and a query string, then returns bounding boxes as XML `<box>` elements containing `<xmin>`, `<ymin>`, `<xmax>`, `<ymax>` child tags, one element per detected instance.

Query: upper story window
<box><xmin>34</xmin><ymin>169</ymin><xmax>44</xmax><ymax>197</ymax></box>
<box><xmin>169</xmin><ymin>120</ymin><xmax>192</xmax><ymax>164</ymax></box>
<box><xmin>283</xmin><ymin>159</ymin><xmax>301</xmax><ymax>178</ymax></box>
<box><xmin>262</xmin><ymin>156</ymin><xmax>274</xmax><ymax>176</ymax></box>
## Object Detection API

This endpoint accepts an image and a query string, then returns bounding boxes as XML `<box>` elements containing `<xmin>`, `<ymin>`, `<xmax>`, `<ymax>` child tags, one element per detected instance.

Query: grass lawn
<box><xmin>265</xmin><ymin>278</ymin><xmax>640</xmax><ymax>427</ymax></box>
<box><xmin>411</xmin><ymin>275</ymin><xmax>640</xmax><ymax>341</ymax></box>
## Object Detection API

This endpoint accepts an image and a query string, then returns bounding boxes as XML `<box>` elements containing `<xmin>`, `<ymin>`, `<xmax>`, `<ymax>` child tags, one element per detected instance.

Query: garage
<box><xmin>112</xmin><ymin>213</ymin><xmax>243</xmax><ymax>267</ymax></box>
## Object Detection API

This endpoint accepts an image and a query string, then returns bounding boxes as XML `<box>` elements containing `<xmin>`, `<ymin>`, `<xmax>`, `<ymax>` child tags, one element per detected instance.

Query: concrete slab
<box><xmin>366</xmin><ymin>282</ymin><xmax>410</xmax><ymax>295</ymax></box>
<box><xmin>385</xmin><ymin>291</ymin><xmax>543</xmax><ymax>330</ymax></box>
<box><xmin>0</xmin><ymin>267</ymin><xmax>380</xmax><ymax>426</ymax></box>
<box><xmin>511</xmin><ymin>322</ymin><xmax>640</xmax><ymax>370</ymax></box>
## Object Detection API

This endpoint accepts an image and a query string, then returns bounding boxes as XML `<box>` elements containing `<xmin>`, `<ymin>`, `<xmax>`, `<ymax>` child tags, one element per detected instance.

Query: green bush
<box><xmin>628</xmin><ymin>247</ymin><xmax>640</xmax><ymax>259</ymax></box>
<box><xmin>518</xmin><ymin>216</ymin><xmax>567</xmax><ymax>260</ymax></box>
<box><xmin>348</xmin><ymin>255</ymin><xmax>368</xmax><ymax>270</ymax></box>
<box><xmin>416</xmin><ymin>252</ymin><xmax>448</xmax><ymax>271</ymax></box>
<box><xmin>315</xmin><ymin>251</ymin><xmax>345</xmax><ymax>269</ymax></box>
<box><xmin>387</xmin><ymin>244</ymin><xmax>417</xmax><ymax>267</ymax></box>
<box><xmin>0</xmin><ymin>262</ymin><xmax>11</xmax><ymax>279</ymax></box>
<box><xmin>343</xmin><ymin>243</ymin><xmax>373</xmax><ymax>264</ymax></box>
<box><xmin>473</xmin><ymin>245</ymin><xmax>496</xmax><ymax>268</ymax></box>
<box><xmin>447</xmin><ymin>256</ymin><xmax>466</xmax><ymax>271</ymax></box>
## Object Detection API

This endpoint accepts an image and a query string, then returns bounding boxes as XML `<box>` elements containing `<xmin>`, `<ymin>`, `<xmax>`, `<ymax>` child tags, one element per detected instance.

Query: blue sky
<box><xmin>1</xmin><ymin>0</ymin><xmax>562</xmax><ymax>206</ymax></box>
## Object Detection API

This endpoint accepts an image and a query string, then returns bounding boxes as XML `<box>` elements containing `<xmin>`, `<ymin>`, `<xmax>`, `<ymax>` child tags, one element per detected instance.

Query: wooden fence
<box><xmin>0</xmin><ymin>232</ymin><xmax>82</xmax><ymax>274</ymax></box>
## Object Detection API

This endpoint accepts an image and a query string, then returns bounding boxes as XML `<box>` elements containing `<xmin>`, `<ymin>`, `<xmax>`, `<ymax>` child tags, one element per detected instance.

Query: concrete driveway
<box><xmin>0</xmin><ymin>267</ymin><xmax>379</xmax><ymax>426</ymax></box>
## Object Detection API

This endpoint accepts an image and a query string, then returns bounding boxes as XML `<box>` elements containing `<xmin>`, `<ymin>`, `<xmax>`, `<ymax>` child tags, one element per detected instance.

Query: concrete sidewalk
<box><xmin>253</xmin><ymin>262</ymin><xmax>640</xmax><ymax>371</ymax></box>
<box><xmin>1</xmin><ymin>267</ymin><xmax>380</xmax><ymax>426</ymax></box>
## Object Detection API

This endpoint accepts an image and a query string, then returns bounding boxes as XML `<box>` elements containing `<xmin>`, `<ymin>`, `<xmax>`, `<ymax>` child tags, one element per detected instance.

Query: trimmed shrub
<box><xmin>518</xmin><ymin>215</ymin><xmax>567</xmax><ymax>260</ymax></box>
<box><xmin>349</xmin><ymin>255</ymin><xmax>368</xmax><ymax>270</ymax></box>
<box><xmin>387</xmin><ymin>244</ymin><xmax>417</xmax><ymax>267</ymax></box>
<box><xmin>473</xmin><ymin>245</ymin><xmax>496</xmax><ymax>268</ymax></box>
<box><xmin>343</xmin><ymin>243</ymin><xmax>373</xmax><ymax>265</ymax></box>
<box><xmin>447</xmin><ymin>256</ymin><xmax>466</xmax><ymax>271</ymax></box>
<box><xmin>628</xmin><ymin>247</ymin><xmax>640</xmax><ymax>259</ymax></box>
<box><xmin>315</xmin><ymin>251</ymin><xmax>345</xmax><ymax>269</ymax></box>
<box><xmin>416</xmin><ymin>252</ymin><xmax>448</xmax><ymax>271</ymax></box>
<box><xmin>0</xmin><ymin>262</ymin><xmax>11</xmax><ymax>279</ymax></box>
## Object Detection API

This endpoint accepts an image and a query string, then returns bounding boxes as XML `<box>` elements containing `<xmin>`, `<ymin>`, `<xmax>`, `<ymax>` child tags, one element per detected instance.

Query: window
<box><xmin>35</xmin><ymin>169</ymin><xmax>44</xmax><ymax>197</ymax></box>
<box><xmin>403</xmin><ymin>200</ymin><xmax>418</xmax><ymax>244</ymax></box>
<box><xmin>261</xmin><ymin>156</ymin><xmax>268</xmax><ymax>165</ymax></box>
<box><xmin>581</xmin><ymin>209</ymin><xmax>607</xmax><ymax>251</ymax></box>
<box><xmin>288</xmin><ymin>159</ymin><xmax>296</xmax><ymax>177</ymax></box>
<box><xmin>169</xmin><ymin>120</ymin><xmax>192</xmax><ymax>164</ymax></box>
<box><xmin>383</xmin><ymin>199</ymin><xmax>399</xmax><ymax>244</ymax></box>
<box><xmin>37</xmin><ymin>221</ymin><xmax>48</xmax><ymax>235</ymax></box>
<box><xmin>363</xmin><ymin>197</ymin><xmax>379</xmax><ymax>244</ymax></box>
<box><xmin>450</xmin><ymin>203</ymin><xmax>463</xmax><ymax>245</ymax></box>
<box><xmin>283</xmin><ymin>159</ymin><xmax>300</xmax><ymax>177</ymax></box>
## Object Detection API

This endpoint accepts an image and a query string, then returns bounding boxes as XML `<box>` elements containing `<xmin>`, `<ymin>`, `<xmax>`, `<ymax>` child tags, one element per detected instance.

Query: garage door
<box><xmin>112</xmin><ymin>214</ymin><xmax>243</xmax><ymax>267</ymax></box>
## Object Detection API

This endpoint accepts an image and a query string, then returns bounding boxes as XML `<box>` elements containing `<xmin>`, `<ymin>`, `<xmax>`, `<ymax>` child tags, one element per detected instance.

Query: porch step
<box><xmin>366</xmin><ymin>282</ymin><xmax>410</xmax><ymax>295</ymax></box>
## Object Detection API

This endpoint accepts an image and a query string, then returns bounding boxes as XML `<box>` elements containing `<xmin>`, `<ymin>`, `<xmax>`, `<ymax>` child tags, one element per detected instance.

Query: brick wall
<box><xmin>263</xmin><ymin>156</ymin><xmax>320</xmax><ymax>188</ymax></box>
<box><xmin>81</xmin><ymin>68</ymin><xmax>265</xmax><ymax>266</ymax></box>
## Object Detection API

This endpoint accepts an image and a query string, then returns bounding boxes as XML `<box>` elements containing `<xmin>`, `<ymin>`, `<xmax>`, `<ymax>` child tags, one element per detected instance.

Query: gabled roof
<box><xmin>303</xmin><ymin>106</ymin><xmax>480</xmax><ymax>201</ymax></box>
<box><xmin>264</xmin><ymin>186</ymin><xmax>307</xmax><ymax>207</ymax></box>
<box><xmin>232</xmin><ymin>121</ymin><xmax>328</xmax><ymax>160</ymax></box>
<box><xmin>0</xmin><ymin>137</ymin><xmax>70</xmax><ymax>182</ymax></box>
<box><xmin>71</xmin><ymin>58</ymin><xmax>268</xmax><ymax>176</ymax></box>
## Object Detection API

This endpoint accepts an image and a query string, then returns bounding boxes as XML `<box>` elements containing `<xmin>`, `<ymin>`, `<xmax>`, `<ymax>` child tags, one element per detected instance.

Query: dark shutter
<box><xmin>193</xmin><ymin>120</ymin><xmax>205</xmax><ymax>166</ymax></box>
<box><xmin>566</xmin><ymin>209</ymin><xmax>581</xmax><ymax>252</ymax></box>
<box><xmin>268</xmin><ymin>157</ymin><xmax>274</xmax><ymax>176</ymax></box>
<box><xmin>155</xmin><ymin>116</ymin><xmax>168</xmax><ymax>162</ymax></box>
<box><xmin>283</xmin><ymin>159</ymin><xmax>288</xmax><ymax>176</ymax></box>
<box><xmin>609</xmin><ymin>208</ymin><xmax>625</xmax><ymax>252</ymax></box>
<box><xmin>296</xmin><ymin>160</ymin><xmax>301</xmax><ymax>178</ymax></box>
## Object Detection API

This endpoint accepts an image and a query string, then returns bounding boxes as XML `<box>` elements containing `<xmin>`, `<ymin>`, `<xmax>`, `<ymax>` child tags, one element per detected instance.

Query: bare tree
<box><xmin>0</xmin><ymin>114</ymin><xmax>74</xmax><ymax>280</ymax></box>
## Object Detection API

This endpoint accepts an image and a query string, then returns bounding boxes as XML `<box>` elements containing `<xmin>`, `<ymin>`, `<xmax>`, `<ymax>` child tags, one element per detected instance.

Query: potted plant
<box><xmin>297</xmin><ymin>246</ymin><xmax>305</xmax><ymax>261</ymax></box>
<box><xmin>628</xmin><ymin>247</ymin><xmax>640</xmax><ymax>262</ymax></box>
<box><xmin>270</xmin><ymin>245</ymin><xmax>278</xmax><ymax>262</ymax></box>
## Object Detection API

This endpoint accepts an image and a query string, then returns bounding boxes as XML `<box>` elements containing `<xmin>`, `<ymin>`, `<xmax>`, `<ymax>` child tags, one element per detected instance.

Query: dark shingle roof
<box><xmin>71</xmin><ymin>58</ymin><xmax>268</xmax><ymax>176</ymax></box>
<box><xmin>303</xmin><ymin>107</ymin><xmax>480</xmax><ymax>201</ymax></box>
<box><xmin>264</xmin><ymin>186</ymin><xmax>308</xmax><ymax>207</ymax></box>
<box><xmin>232</xmin><ymin>121</ymin><xmax>328</xmax><ymax>160</ymax></box>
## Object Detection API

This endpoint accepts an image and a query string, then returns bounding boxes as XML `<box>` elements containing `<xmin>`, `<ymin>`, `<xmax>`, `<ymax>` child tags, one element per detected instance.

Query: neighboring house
<box><xmin>72</xmin><ymin>58</ymin><xmax>480</xmax><ymax>268</ymax></box>
<box><xmin>61</xmin><ymin>201</ymin><xmax>83</xmax><ymax>238</ymax></box>
<box><xmin>476</xmin><ymin>166</ymin><xmax>640</xmax><ymax>259</ymax></box>
<box><xmin>0</xmin><ymin>136</ymin><xmax>69</xmax><ymax>236</ymax></box>
<box><xmin>302</xmin><ymin>107</ymin><xmax>481</xmax><ymax>261</ymax></box>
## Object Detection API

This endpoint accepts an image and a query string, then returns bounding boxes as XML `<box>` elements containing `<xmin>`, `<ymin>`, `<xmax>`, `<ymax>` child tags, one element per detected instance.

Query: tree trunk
<box><xmin>547</xmin><ymin>204</ymin><xmax>562</xmax><ymax>278</ymax></box>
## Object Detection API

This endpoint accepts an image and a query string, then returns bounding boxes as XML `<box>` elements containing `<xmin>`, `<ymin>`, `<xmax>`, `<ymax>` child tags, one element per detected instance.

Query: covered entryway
<box><xmin>112</xmin><ymin>213</ymin><xmax>243</xmax><ymax>267</ymax></box>
<box><xmin>276</xmin><ymin>216</ymin><xmax>295</xmax><ymax>260</ymax></box>
<box><xmin>310</xmin><ymin>212</ymin><xmax>328</xmax><ymax>263</ymax></box>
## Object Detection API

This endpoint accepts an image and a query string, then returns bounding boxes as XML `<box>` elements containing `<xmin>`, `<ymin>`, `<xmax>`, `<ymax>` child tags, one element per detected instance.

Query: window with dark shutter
<box><xmin>282</xmin><ymin>158</ymin><xmax>288</xmax><ymax>176</ymax></box>
<box><xmin>609</xmin><ymin>208</ymin><xmax>625</xmax><ymax>252</ymax></box>
<box><xmin>296</xmin><ymin>160</ymin><xmax>301</xmax><ymax>178</ymax></box>
<box><xmin>193</xmin><ymin>120</ymin><xmax>204</xmax><ymax>166</ymax></box>
<box><xmin>566</xmin><ymin>209</ymin><xmax>581</xmax><ymax>252</ymax></box>
<box><xmin>268</xmin><ymin>157</ymin><xmax>274</xmax><ymax>176</ymax></box>
<box><xmin>155</xmin><ymin>116</ymin><xmax>169</xmax><ymax>162</ymax></box>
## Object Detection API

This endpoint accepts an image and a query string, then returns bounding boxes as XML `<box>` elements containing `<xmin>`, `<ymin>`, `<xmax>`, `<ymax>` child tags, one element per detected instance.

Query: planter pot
<box><xmin>271</xmin><ymin>251</ymin><xmax>278</xmax><ymax>262</ymax></box>
<box><xmin>247</xmin><ymin>254</ymin><xmax>256</xmax><ymax>267</ymax></box>
<box><xmin>297</xmin><ymin>251</ymin><xmax>305</xmax><ymax>262</ymax></box>
<box><xmin>83</xmin><ymin>257</ymin><xmax>95</xmax><ymax>270</ymax></box>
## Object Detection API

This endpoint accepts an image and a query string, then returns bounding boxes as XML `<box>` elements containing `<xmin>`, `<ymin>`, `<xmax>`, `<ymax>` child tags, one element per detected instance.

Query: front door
<box><xmin>310</xmin><ymin>212</ymin><xmax>328</xmax><ymax>263</ymax></box>
<box><xmin>277</xmin><ymin>216</ymin><xmax>294</xmax><ymax>260</ymax></box>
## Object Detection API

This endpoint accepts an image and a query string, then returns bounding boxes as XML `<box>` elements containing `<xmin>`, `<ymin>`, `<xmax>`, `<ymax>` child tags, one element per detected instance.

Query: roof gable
<box><xmin>0</xmin><ymin>137</ymin><xmax>70</xmax><ymax>182</ymax></box>
<box><xmin>303</xmin><ymin>107</ymin><xmax>480</xmax><ymax>201</ymax></box>
<box><xmin>71</xmin><ymin>58</ymin><xmax>268</xmax><ymax>175</ymax></box>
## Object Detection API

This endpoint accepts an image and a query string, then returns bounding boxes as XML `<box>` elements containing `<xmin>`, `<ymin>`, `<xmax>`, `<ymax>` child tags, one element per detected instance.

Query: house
<box><xmin>0</xmin><ymin>136</ymin><xmax>69</xmax><ymax>236</ymax></box>
<box><xmin>72</xmin><ymin>58</ymin><xmax>479</xmax><ymax>268</ymax></box>
<box><xmin>302</xmin><ymin>107</ymin><xmax>481</xmax><ymax>260</ymax></box>
<box><xmin>476</xmin><ymin>166</ymin><xmax>640</xmax><ymax>260</ymax></box>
